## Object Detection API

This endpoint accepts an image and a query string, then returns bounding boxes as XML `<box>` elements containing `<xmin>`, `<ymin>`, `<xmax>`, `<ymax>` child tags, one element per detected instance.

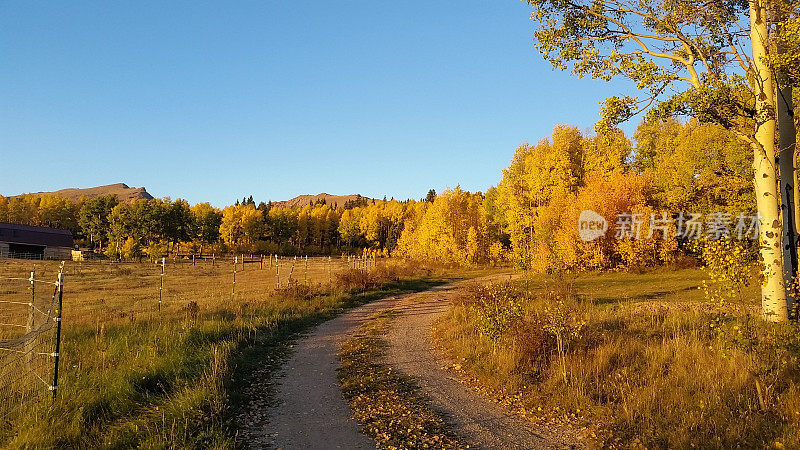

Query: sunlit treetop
<box><xmin>524</xmin><ymin>0</ymin><xmax>798</xmax><ymax>133</ymax></box>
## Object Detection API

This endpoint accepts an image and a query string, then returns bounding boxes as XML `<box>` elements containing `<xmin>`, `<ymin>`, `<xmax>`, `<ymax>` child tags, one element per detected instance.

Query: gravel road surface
<box><xmin>239</xmin><ymin>275</ymin><xmax>585</xmax><ymax>449</ymax></box>
<box><xmin>385</xmin><ymin>285</ymin><xmax>586</xmax><ymax>449</ymax></box>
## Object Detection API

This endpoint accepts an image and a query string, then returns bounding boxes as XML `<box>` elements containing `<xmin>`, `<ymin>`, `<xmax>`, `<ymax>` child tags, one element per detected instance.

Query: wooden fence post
<box><xmin>232</xmin><ymin>256</ymin><xmax>237</xmax><ymax>301</ymax></box>
<box><xmin>159</xmin><ymin>257</ymin><xmax>165</xmax><ymax>312</ymax></box>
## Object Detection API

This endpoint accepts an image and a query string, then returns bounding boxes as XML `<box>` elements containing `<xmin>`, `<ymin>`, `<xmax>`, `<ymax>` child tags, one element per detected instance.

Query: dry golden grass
<box><xmin>435</xmin><ymin>268</ymin><xmax>800</xmax><ymax>448</ymax></box>
<box><xmin>0</xmin><ymin>256</ymin><xmax>453</xmax><ymax>448</ymax></box>
<box><xmin>0</xmin><ymin>256</ymin><xmax>363</xmax><ymax>329</ymax></box>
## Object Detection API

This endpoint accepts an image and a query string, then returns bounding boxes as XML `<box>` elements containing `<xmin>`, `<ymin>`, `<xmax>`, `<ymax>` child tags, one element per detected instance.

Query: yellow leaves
<box><xmin>557</xmin><ymin>171</ymin><xmax>673</xmax><ymax>271</ymax></box>
<box><xmin>493</xmin><ymin>128</ymin><xmax>585</xmax><ymax>268</ymax></box>
<box><xmin>219</xmin><ymin>204</ymin><xmax>263</xmax><ymax>251</ymax></box>
<box><xmin>395</xmin><ymin>187</ymin><xmax>496</xmax><ymax>266</ymax></box>
<box><xmin>358</xmin><ymin>204</ymin><xmax>387</xmax><ymax>245</ymax></box>
<box><xmin>494</xmin><ymin>124</ymin><xmax>678</xmax><ymax>272</ymax></box>
<box><xmin>698</xmin><ymin>239</ymin><xmax>756</xmax><ymax>304</ymax></box>
<box><xmin>543</xmin><ymin>297</ymin><xmax>585</xmax><ymax>342</ymax></box>
<box><xmin>472</xmin><ymin>283</ymin><xmax>525</xmax><ymax>341</ymax></box>
<box><xmin>339</xmin><ymin>314</ymin><xmax>462</xmax><ymax>449</ymax></box>
<box><xmin>490</xmin><ymin>117</ymin><xmax>754</xmax><ymax>274</ymax></box>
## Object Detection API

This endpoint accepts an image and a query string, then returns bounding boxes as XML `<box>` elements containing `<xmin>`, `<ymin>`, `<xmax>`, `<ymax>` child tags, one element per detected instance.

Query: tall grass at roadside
<box><xmin>435</xmin><ymin>269</ymin><xmax>800</xmax><ymax>448</ymax></box>
<box><xmin>0</xmin><ymin>258</ymin><xmax>461</xmax><ymax>447</ymax></box>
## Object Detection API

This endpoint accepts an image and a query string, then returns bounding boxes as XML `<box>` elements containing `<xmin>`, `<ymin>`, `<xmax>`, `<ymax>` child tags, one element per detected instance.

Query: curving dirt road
<box><xmin>242</xmin><ymin>276</ymin><xmax>585</xmax><ymax>449</ymax></box>
<box><xmin>385</xmin><ymin>285</ymin><xmax>586</xmax><ymax>449</ymax></box>
<box><xmin>239</xmin><ymin>292</ymin><xmax>414</xmax><ymax>449</ymax></box>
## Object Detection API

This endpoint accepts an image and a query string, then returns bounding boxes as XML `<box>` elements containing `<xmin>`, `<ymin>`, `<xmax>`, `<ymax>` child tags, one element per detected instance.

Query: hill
<box><xmin>19</xmin><ymin>183</ymin><xmax>154</xmax><ymax>203</ymax></box>
<box><xmin>272</xmin><ymin>193</ymin><xmax>373</xmax><ymax>209</ymax></box>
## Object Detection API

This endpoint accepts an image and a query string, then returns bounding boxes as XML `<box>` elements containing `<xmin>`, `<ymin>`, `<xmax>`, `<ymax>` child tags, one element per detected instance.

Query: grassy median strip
<box><xmin>338</xmin><ymin>310</ymin><xmax>462</xmax><ymax>450</ymax></box>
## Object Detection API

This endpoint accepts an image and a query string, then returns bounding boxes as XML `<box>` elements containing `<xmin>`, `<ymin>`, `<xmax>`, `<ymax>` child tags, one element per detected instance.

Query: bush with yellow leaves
<box><xmin>470</xmin><ymin>283</ymin><xmax>526</xmax><ymax>343</ymax></box>
<box><xmin>695</xmin><ymin>238</ymin><xmax>757</xmax><ymax>304</ymax></box>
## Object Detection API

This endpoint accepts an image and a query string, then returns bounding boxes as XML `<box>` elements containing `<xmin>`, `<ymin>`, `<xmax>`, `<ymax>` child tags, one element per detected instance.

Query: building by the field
<box><xmin>0</xmin><ymin>222</ymin><xmax>73</xmax><ymax>260</ymax></box>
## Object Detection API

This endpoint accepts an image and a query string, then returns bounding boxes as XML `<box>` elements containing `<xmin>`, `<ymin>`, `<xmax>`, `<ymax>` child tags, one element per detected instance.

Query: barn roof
<box><xmin>0</xmin><ymin>223</ymin><xmax>73</xmax><ymax>248</ymax></box>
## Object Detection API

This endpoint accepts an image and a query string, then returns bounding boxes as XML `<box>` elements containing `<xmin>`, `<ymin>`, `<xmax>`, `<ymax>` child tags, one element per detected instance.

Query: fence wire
<box><xmin>0</xmin><ymin>269</ymin><xmax>62</xmax><ymax>420</ymax></box>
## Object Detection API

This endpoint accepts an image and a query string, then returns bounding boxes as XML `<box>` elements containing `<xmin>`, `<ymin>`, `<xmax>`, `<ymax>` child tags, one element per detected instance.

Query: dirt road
<box><xmin>385</xmin><ymin>286</ymin><xmax>586</xmax><ymax>449</ymax></box>
<box><xmin>242</xmin><ymin>277</ymin><xmax>584</xmax><ymax>449</ymax></box>
<box><xmin>238</xmin><ymin>295</ymin><xmax>406</xmax><ymax>449</ymax></box>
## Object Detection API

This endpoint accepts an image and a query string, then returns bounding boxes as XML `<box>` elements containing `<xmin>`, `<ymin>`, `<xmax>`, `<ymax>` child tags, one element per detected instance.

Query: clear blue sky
<box><xmin>1</xmin><ymin>1</ymin><xmax>639</xmax><ymax>207</ymax></box>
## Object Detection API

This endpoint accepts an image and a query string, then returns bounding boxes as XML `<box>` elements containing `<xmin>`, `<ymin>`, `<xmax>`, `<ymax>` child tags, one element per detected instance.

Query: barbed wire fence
<box><xmin>0</xmin><ymin>264</ymin><xmax>64</xmax><ymax>421</ymax></box>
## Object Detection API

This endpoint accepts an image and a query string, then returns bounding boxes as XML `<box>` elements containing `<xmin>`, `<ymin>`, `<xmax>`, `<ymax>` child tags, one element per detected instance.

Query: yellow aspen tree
<box><xmin>524</xmin><ymin>0</ymin><xmax>799</xmax><ymax>320</ymax></box>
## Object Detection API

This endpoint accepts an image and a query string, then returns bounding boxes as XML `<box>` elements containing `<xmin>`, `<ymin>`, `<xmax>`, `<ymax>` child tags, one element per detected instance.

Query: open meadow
<box><xmin>0</xmin><ymin>256</ymin><xmax>469</xmax><ymax>447</ymax></box>
<box><xmin>435</xmin><ymin>268</ymin><xmax>800</xmax><ymax>448</ymax></box>
<box><xmin>1</xmin><ymin>255</ymin><xmax>375</xmax><ymax>332</ymax></box>
<box><xmin>2</xmin><ymin>0</ymin><xmax>798</xmax><ymax>445</ymax></box>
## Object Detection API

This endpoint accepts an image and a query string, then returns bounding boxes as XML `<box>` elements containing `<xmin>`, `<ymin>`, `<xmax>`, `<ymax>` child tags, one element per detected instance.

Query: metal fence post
<box><xmin>232</xmin><ymin>256</ymin><xmax>237</xmax><ymax>301</ymax></box>
<box><xmin>52</xmin><ymin>272</ymin><xmax>64</xmax><ymax>401</ymax></box>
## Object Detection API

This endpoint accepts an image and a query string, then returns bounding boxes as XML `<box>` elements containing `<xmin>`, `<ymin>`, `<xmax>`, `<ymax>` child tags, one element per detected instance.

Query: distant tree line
<box><xmin>0</xmin><ymin>189</ymin><xmax>498</xmax><ymax>262</ymax></box>
<box><xmin>0</xmin><ymin>116</ymin><xmax>765</xmax><ymax>266</ymax></box>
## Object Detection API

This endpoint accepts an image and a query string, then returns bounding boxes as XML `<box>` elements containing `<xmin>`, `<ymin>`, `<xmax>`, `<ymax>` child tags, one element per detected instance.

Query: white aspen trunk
<box><xmin>751</xmin><ymin>0</ymin><xmax>789</xmax><ymax>321</ymax></box>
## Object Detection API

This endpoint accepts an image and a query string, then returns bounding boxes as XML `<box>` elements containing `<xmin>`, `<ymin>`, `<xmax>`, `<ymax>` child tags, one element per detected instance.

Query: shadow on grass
<box><xmin>591</xmin><ymin>285</ymin><xmax>698</xmax><ymax>305</ymax></box>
